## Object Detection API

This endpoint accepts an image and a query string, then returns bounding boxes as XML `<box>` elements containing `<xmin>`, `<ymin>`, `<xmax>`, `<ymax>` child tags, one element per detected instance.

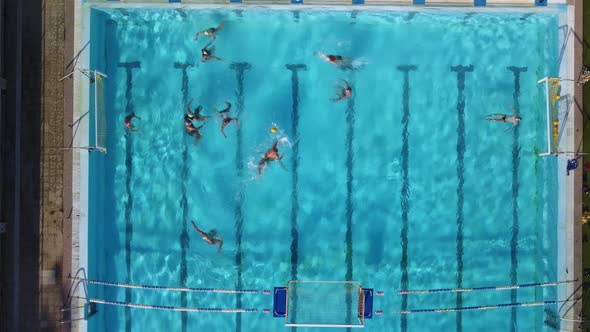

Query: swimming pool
<box><xmin>87</xmin><ymin>6</ymin><xmax>563</xmax><ymax>331</ymax></box>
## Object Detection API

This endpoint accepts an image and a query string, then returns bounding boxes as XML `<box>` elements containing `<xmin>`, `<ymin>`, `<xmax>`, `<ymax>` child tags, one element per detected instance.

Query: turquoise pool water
<box><xmin>88</xmin><ymin>7</ymin><xmax>562</xmax><ymax>331</ymax></box>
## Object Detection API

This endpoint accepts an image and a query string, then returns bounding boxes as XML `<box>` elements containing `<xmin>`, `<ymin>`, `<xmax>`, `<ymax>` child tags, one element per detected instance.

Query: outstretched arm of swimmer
<box><xmin>331</xmin><ymin>94</ymin><xmax>345</xmax><ymax>102</ymax></box>
<box><xmin>186</xmin><ymin>99</ymin><xmax>194</xmax><ymax>115</ymax></box>
<box><xmin>216</xmin><ymin>239</ymin><xmax>223</xmax><ymax>253</ymax></box>
<box><xmin>194</xmin><ymin>31</ymin><xmax>203</xmax><ymax>41</ymax></box>
<box><xmin>313</xmin><ymin>52</ymin><xmax>327</xmax><ymax>60</ymax></box>
<box><xmin>218</xmin><ymin>100</ymin><xmax>231</xmax><ymax>114</ymax></box>
<box><xmin>504</xmin><ymin>123</ymin><xmax>518</xmax><ymax>132</ymax></box>
<box><xmin>221</xmin><ymin>124</ymin><xmax>227</xmax><ymax>138</ymax></box>
<box><xmin>216</xmin><ymin>20</ymin><xmax>224</xmax><ymax>32</ymax></box>
<box><xmin>257</xmin><ymin>159</ymin><xmax>267</xmax><ymax>176</ymax></box>
<box><xmin>277</xmin><ymin>156</ymin><xmax>288</xmax><ymax>172</ymax></box>
<box><xmin>191</xmin><ymin>221</ymin><xmax>207</xmax><ymax>237</ymax></box>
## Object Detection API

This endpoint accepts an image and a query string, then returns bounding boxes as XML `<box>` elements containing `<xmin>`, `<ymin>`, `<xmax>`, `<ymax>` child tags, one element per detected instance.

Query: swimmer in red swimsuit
<box><xmin>331</xmin><ymin>79</ymin><xmax>352</xmax><ymax>102</ymax></box>
<box><xmin>191</xmin><ymin>220</ymin><xmax>223</xmax><ymax>253</ymax></box>
<box><xmin>214</xmin><ymin>100</ymin><xmax>238</xmax><ymax>138</ymax></box>
<box><xmin>257</xmin><ymin>141</ymin><xmax>286</xmax><ymax>176</ymax></box>
<box><xmin>314</xmin><ymin>52</ymin><xmax>352</xmax><ymax>69</ymax></box>
<box><xmin>124</xmin><ymin>113</ymin><xmax>140</xmax><ymax>132</ymax></box>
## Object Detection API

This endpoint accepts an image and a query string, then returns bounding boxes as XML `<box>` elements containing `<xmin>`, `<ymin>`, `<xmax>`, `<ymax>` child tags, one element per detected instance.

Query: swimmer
<box><xmin>186</xmin><ymin>98</ymin><xmax>210</xmax><ymax>122</ymax></box>
<box><xmin>257</xmin><ymin>141</ymin><xmax>287</xmax><ymax>176</ymax></box>
<box><xmin>189</xmin><ymin>124</ymin><xmax>205</xmax><ymax>145</ymax></box>
<box><xmin>124</xmin><ymin>113</ymin><xmax>141</xmax><ymax>132</ymax></box>
<box><xmin>201</xmin><ymin>45</ymin><xmax>223</xmax><ymax>63</ymax></box>
<box><xmin>184</xmin><ymin>114</ymin><xmax>205</xmax><ymax>145</ymax></box>
<box><xmin>184</xmin><ymin>114</ymin><xmax>197</xmax><ymax>132</ymax></box>
<box><xmin>577</xmin><ymin>66</ymin><xmax>590</xmax><ymax>86</ymax></box>
<box><xmin>214</xmin><ymin>100</ymin><xmax>239</xmax><ymax>138</ymax></box>
<box><xmin>331</xmin><ymin>79</ymin><xmax>352</xmax><ymax>102</ymax></box>
<box><xmin>484</xmin><ymin>113</ymin><xmax>522</xmax><ymax>132</ymax></box>
<box><xmin>313</xmin><ymin>52</ymin><xmax>352</xmax><ymax>69</ymax></box>
<box><xmin>191</xmin><ymin>220</ymin><xmax>223</xmax><ymax>253</ymax></box>
<box><xmin>194</xmin><ymin>20</ymin><xmax>224</xmax><ymax>42</ymax></box>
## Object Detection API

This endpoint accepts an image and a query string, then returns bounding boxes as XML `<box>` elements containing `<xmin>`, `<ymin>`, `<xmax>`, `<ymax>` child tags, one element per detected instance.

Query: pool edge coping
<box><xmin>563</xmin><ymin>0</ymin><xmax>583</xmax><ymax>330</ymax></box>
<box><xmin>69</xmin><ymin>0</ymin><xmax>91</xmax><ymax>330</ymax></box>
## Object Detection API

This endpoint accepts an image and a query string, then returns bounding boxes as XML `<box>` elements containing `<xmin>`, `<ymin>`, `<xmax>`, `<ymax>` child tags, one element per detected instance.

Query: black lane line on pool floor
<box><xmin>174</xmin><ymin>61</ymin><xmax>191</xmax><ymax>332</ymax></box>
<box><xmin>286</xmin><ymin>64</ymin><xmax>306</xmax><ymax>330</ymax></box>
<box><xmin>230</xmin><ymin>62</ymin><xmax>251</xmax><ymax>332</ymax></box>
<box><xmin>118</xmin><ymin>60</ymin><xmax>140</xmax><ymax>332</ymax></box>
<box><xmin>507</xmin><ymin>66</ymin><xmax>526</xmax><ymax>332</ymax></box>
<box><xmin>344</xmin><ymin>82</ymin><xmax>356</xmax><ymax>329</ymax></box>
<box><xmin>451</xmin><ymin>64</ymin><xmax>473</xmax><ymax>332</ymax></box>
<box><xmin>398</xmin><ymin>65</ymin><xmax>416</xmax><ymax>332</ymax></box>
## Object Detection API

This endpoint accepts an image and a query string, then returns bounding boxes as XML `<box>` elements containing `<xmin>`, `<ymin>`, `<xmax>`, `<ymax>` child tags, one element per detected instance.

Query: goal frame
<box><xmin>537</xmin><ymin>77</ymin><xmax>560</xmax><ymax>157</ymax></box>
<box><xmin>284</xmin><ymin>280</ymin><xmax>365</xmax><ymax>328</ymax></box>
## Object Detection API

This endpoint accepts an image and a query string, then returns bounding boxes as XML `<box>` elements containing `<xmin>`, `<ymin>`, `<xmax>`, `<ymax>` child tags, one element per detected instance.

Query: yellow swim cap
<box><xmin>271</xmin><ymin>127</ymin><xmax>277</xmax><ymax>133</ymax></box>
<box><xmin>555</xmin><ymin>94</ymin><xmax>561</xmax><ymax>100</ymax></box>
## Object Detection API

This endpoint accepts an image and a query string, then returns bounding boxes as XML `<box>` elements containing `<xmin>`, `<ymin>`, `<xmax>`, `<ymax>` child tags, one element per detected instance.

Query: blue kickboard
<box><xmin>230</xmin><ymin>0</ymin><xmax>242</xmax><ymax>3</ymax></box>
<box><xmin>352</xmin><ymin>0</ymin><xmax>365</xmax><ymax>4</ymax></box>
<box><xmin>363</xmin><ymin>288</ymin><xmax>374</xmax><ymax>319</ymax></box>
<box><xmin>474</xmin><ymin>0</ymin><xmax>485</xmax><ymax>6</ymax></box>
<box><xmin>534</xmin><ymin>0</ymin><xmax>547</xmax><ymax>6</ymax></box>
<box><xmin>273</xmin><ymin>287</ymin><xmax>287</xmax><ymax>317</ymax></box>
<box><xmin>413</xmin><ymin>0</ymin><xmax>425</xmax><ymax>4</ymax></box>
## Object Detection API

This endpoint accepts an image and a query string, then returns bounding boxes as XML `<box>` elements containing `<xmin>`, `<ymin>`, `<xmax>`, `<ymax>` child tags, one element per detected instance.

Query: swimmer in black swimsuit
<box><xmin>191</xmin><ymin>221</ymin><xmax>223</xmax><ymax>253</ymax></box>
<box><xmin>201</xmin><ymin>45</ymin><xmax>223</xmax><ymax>63</ymax></box>
<box><xmin>194</xmin><ymin>20</ymin><xmax>224</xmax><ymax>42</ymax></box>
<box><xmin>186</xmin><ymin>98</ymin><xmax>210</xmax><ymax>122</ymax></box>
<box><xmin>484</xmin><ymin>113</ymin><xmax>522</xmax><ymax>132</ymax></box>
<box><xmin>124</xmin><ymin>113</ymin><xmax>140</xmax><ymax>132</ymax></box>
<box><xmin>214</xmin><ymin>100</ymin><xmax>238</xmax><ymax>138</ymax></box>
<box><xmin>331</xmin><ymin>79</ymin><xmax>352</xmax><ymax>102</ymax></box>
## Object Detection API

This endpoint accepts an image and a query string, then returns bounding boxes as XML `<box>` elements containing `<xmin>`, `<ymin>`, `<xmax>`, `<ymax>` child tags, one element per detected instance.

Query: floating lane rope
<box><xmin>84</xmin><ymin>298</ymin><xmax>257</xmax><ymax>313</ymax></box>
<box><xmin>69</xmin><ymin>276</ymin><xmax>260</xmax><ymax>294</ymax></box>
<box><xmin>393</xmin><ymin>299</ymin><xmax>579</xmax><ymax>315</ymax></box>
<box><xmin>397</xmin><ymin>279</ymin><xmax>576</xmax><ymax>295</ymax></box>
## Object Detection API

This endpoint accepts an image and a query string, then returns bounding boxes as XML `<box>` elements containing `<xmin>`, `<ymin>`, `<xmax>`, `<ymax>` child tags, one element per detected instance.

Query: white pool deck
<box><xmin>69</xmin><ymin>1</ymin><xmax>584</xmax><ymax>331</ymax></box>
